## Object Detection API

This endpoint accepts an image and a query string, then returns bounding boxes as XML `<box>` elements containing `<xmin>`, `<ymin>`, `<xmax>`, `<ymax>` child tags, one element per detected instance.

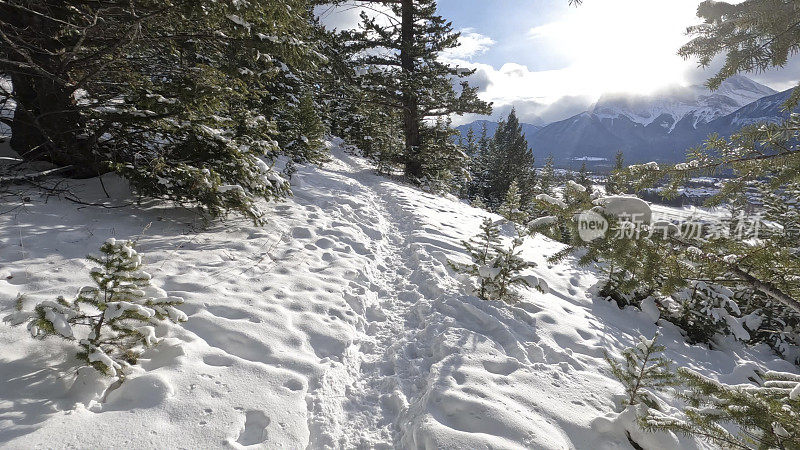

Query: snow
<box><xmin>0</xmin><ymin>143</ymin><xmax>797</xmax><ymax>448</ymax></box>
<box><xmin>529</xmin><ymin>215</ymin><xmax>557</xmax><ymax>228</ymax></box>
<box><xmin>590</xmin><ymin>75</ymin><xmax>776</xmax><ymax>129</ymax></box>
<box><xmin>595</xmin><ymin>195</ymin><xmax>653</xmax><ymax>224</ymax></box>
<box><xmin>535</xmin><ymin>193</ymin><xmax>566</xmax><ymax>209</ymax></box>
<box><xmin>640</xmin><ymin>296</ymin><xmax>661</xmax><ymax>322</ymax></box>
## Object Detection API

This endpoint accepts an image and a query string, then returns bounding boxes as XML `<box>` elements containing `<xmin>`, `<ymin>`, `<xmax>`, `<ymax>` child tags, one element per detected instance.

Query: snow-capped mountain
<box><xmin>590</xmin><ymin>75</ymin><xmax>776</xmax><ymax>130</ymax></box>
<box><xmin>459</xmin><ymin>76</ymin><xmax>789</xmax><ymax>166</ymax></box>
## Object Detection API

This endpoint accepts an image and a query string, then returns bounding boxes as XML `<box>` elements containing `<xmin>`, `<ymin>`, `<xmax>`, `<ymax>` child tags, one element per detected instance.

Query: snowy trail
<box><xmin>303</xmin><ymin>148</ymin><xmax>457</xmax><ymax>447</ymax></box>
<box><xmin>1</xmin><ymin>142</ymin><xmax>797</xmax><ymax>449</ymax></box>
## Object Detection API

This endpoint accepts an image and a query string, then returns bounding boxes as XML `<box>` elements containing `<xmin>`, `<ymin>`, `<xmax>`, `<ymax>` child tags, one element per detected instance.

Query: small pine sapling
<box><xmin>643</xmin><ymin>369</ymin><xmax>800</xmax><ymax>450</ymax></box>
<box><xmin>451</xmin><ymin>219</ymin><xmax>540</xmax><ymax>303</ymax></box>
<box><xmin>450</xmin><ymin>217</ymin><xmax>502</xmax><ymax>300</ymax></box>
<box><xmin>497</xmin><ymin>179</ymin><xmax>528</xmax><ymax>223</ymax></box>
<box><xmin>11</xmin><ymin>239</ymin><xmax>187</xmax><ymax>379</ymax></box>
<box><xmin>484</xmin><ymin>230</ymin><xmax>538</xmax><ymax>303</ymax></box>
<box><xmin>605</xmin><ymin>334</ymin><xmax>678</xmax><ymax>409</ymax></box>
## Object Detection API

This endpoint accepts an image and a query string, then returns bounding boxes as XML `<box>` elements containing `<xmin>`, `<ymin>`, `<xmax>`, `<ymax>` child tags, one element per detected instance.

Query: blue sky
<box><xmin>436</xmin><ymin>0</ymin><xmax>572</xmax><ymax>71</ymax></box>
<box><xmin>319</xmin><ymin>1</ymin><xmax>800</xmax><ymax>125</ymax></box>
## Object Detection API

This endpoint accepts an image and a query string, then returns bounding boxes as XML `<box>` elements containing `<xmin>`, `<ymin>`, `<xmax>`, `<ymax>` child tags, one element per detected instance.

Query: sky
<box><xmin>317</xmin><ymin>0</ymin><xmax>800</xmax><ymax>126</ymax></box>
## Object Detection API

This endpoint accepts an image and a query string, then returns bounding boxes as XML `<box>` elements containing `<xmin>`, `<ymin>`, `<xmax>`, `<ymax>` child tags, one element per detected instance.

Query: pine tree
<box><xmin>485</xmin><ymin>231</ymin><xmax>538</xmax><ymax>303</ymax></box>
<box><xmin>484</xmin><ymin>109</ymin><xmax>537</xmax><ymax>207</ymax></box>
<box><xmin>341</xmin><ymin>0</ymin><xmax>491</xmax><ymax>181</ymax></box>
<box><xmin>279</xmin><ymin>93</ymin><xmax>328</xmax><ymax>177</ymax></box>
<box><xmin>539</xmin><ymin>155</ymin><xmax>556</xmax><ymax>195</ymax></box>
<box><xmin>468</xmin><ymin>124</ymin><xmax>493</xmax><ymax>202</ymax></box>
<box><xmin>620</xmin><ymin>0</ymin><xmax>800</xmax><ymax>317</ymax></box>
<box><xmin>451</xmin><ymin>219</ymin><xmax>539</xmax><ymax>303</ymax></box>
<box><xmin>666</xmin><ymin>281</ymin><xmax>743</xmax><ymax>345</ymax></box>
<box><xmin>606</xmin><ymin>151</ymin><xmax>630</xmax><ymax>195</ymax></box>
<box><xmin>456</xmin><ymin>127</ymin><xmax>478</xmax><ymax>199</ymax></box>
<box><xmin>576</xmin><ymin>162</ymin><xmax>592</xmax><ymax>191</ymax></box>
<box><xmin>605</xmin><ymin>334</ymin><xmax>678</xmax><ymax>409</ymax></box>
<box><xmin>643</xmin><ymin>368</ymin><xmax>800</xmax><ymax>449</ymax></box>
<box><xmin>498</xmin><ymin>180</ymin><xmax>528</xmax><ymax>223</ymax></box>
<box><xmin>0</xmin><ymin>1</ymin><xmax>318</xmax><ymax>222</ymax></box>
<box><xmin>451</xmin><ymin>217</ymin><xmax>502</xmax><ymax>300</ymax></box>
<box><xmin>6</xmin><ymin>239</ymin><xmax>187</xmax><ymax>379</ymax></box>
<box><xmin>417</xmin><ymin>117</ymin><xmax>470</xmax><ymax>193</ymax></box>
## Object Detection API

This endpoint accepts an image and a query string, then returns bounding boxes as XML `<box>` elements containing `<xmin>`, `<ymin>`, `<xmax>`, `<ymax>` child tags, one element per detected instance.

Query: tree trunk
<box><xmin>5</xmin><ymin>6</ymin><xmax>98</xmax><ymax>178</ymax></box>
<box><xmin>400</xmin><ymin>0</ymin><xmax>422</xmax><ymax>179</ymax></box>
<box><xmin>9</xmin><ymin>73</ymin><xmax>98</xmax><ymax>178</ymax></box>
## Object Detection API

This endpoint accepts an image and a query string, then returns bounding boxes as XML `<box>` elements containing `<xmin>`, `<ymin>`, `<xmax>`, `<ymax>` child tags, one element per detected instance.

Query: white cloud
<box><xmin>315</xmin><ymin>2</ymin><xmax>395</xmax><ymax>31</ymax></box>
<box><xmin>441</xmin><ymin>29</ymin><xmax>496</xmax><ymax>60</ymax></box>
<box><xmin>447</xmin><ymin>0</ymin><xmax>708</xmax><ymax>125</ymax></box>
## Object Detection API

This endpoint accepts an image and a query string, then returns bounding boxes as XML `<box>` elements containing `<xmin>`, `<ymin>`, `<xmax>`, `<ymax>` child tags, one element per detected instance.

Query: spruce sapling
<box><xmin>8</xmin><ymin>239</ymin><xmax>187</xmax><ymax>379</ymax></box>
<box><xmin>451</xmin><ymin>219</ymin><xmax>540</xmax><ymax>303</ymax></box>
<box><xmin>605</xmin><ymin>334</ymin><xmax>677</xmax><ymax>409</ymax></box>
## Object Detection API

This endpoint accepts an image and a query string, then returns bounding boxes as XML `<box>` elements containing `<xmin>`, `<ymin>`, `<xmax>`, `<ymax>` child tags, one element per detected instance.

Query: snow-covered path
<box><xmin>1</xmin><ymin>144</ymin><xmax>797</xmax><ymax>449</ymax></box>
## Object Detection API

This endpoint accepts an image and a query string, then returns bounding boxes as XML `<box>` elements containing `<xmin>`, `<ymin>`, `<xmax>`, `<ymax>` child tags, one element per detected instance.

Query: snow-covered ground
<box><xmin>1</xmin><ymin>144</ymin><xmax>796</xmax><ymax>448</ymax></box>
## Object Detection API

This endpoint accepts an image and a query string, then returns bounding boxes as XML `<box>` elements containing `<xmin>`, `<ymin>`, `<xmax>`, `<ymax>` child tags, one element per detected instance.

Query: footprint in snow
<box><xmin>236</xmin><ymin>410</ymin><xmax>271</xmax><ymax>446</ymax></box>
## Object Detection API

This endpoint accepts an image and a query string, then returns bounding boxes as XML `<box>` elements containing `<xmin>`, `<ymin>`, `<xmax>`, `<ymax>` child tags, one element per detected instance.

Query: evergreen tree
<box><xmin>577</xmin><ymin>161</ymin><xmax>593</xmax><ymax>191</ymax></box>
<box><xmin>486</xmin><ymin>231</ymin><xmax>539</xmax><ymax>303</ymax></box>
<box><xmin>498</xmin><ymin>180</ymin><xmax>528</xmax><ymax>223</ymax></box>
<box><xmin>539</xmin><ymin>155</ymin><xmax>556</xmax><ymax>195</ymax></box>
<box><xmin>451</xmin><ymin>217</ymin><xmax>502</xmax><ymax>300</ymax></box>
<box><xmin>620</xmin><ymin>0</ymin><xmax>800</xmax><ymax>316</ymax></box>
<box><xmin>6</xmin><ymin>239</ymin><xmax>187</xmax><ymax>379</ymax></box>
<box><xmin>468</xmin><ymin>124</ymin><xmax>493</xmax><ymax>201</ymax></box>
<box><xmin>0</xmin><ymin>1</ymin><xmax>319</xmax><ymax>222</ymax></box>
<box><xmin>451</xmin><ymin>218</ymin><xmax>539</xmax><ymax>303</ymax></box>
<box><xmin>606</xmin><ymin>151</ymin><xmax>630</xmax><ymax>195</ymax></box>
<box><xmin>605</xmin><ymin>334</ymin><xmax>677</xmax><ymax>409</ymax></box>
<box><xmin>281</xmin><ymin>93</ymin><xmax>328</xmax><ymax>176</ymax></box>
<box><xmin>643</xmin><ymin>368</ymin><xmax>800</xmax><ymax>449</ymax></box>
<box><xmin>418</xmin><ymin>117</ymin><xmax>470</xmax><ymax>193</ymax></box>
<box><xmin>484</xmin><ymin>109</ymin><xmax>536</xmax><ymax>207</ymax></box>
<box><xmin>341</xmin><ymin>0</ymin><xmax>491</xmax><ymax>181</ymax></box>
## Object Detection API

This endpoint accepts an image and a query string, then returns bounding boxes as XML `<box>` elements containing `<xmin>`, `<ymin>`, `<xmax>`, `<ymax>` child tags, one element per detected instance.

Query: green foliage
<box><xmin>338</xmin><ymin>0</ymin><xmax>491</xmax><ymax>182</ymax></box>
<box><xmin>1</xmin><ymin>0</ymin><xmax>321</xmax><ymax>223</ymax></box>
<box><xmin>577</xmin><ymin>162</ymin><xmax>593</xmax><ymax>191</ymax></box>
<box><xmin>471</xmin><ymin>109</ymin><xmax>537</xmax><ymax>207</ymax></box>
<box><xmin>605</xmin><ymin>151</ymin><xmax>632</xmax><ymax>195</ymax></box>
<box><xmin>614</xmin><ymin>0</ymin><xmax>800</xmax><ymax>325</ymax></box>
<box><xmin>604</xmin><ymin>334</ymin><xmax>678</xmax><ymax>409</ymax></box>
<box><xmin>417</xmin><ymin>118</ymin><xmax>471</xmax><ymax>193</ymax></box>
<box><xmin>643</xmin><ymin>368</ymin><xmax>800</xmax><ymax>450</ymax></box>
<box><xmin>679</xmin><ymin>0</ymin><xmax>800</xmax><ymax>98</ymax></box>
<box><xmin>466</xmin><ymin>124</ymin><xmax>493</xmax><ymax>201</ymax></box>
<box><xmin>666</xmin><ymin>281</ymin><xmax>740</xmax><ymax>345</ymax></box>
<box><xmin>10</xmin><ymin>240</ymin><xmax>186</xmax><ymax>379</ymax></box>
<box><xmin>497</xmin><ymin>180</ymin><xmax>528</xmax><ymax>223</ymax></box>
<box><xmin>539</xmin><ymin>155</ymin><xmax>557</xmax><ymax>196</ymax></box>
<box><xmin>451</xmin><ymin>218</ymin><xmax>538</xmax><ymax>303</ymax></box>
<box><xmin>278</xmin><ymin>93</ymin><xmax>329</xmax><ymax>176</ymax></box>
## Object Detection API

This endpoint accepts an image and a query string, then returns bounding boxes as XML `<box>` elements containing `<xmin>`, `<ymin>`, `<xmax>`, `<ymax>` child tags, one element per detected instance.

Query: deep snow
<box><xmin>1</xmin><ymin>143</ymin><xmax>796</xmax><ymax>449</ymax></box>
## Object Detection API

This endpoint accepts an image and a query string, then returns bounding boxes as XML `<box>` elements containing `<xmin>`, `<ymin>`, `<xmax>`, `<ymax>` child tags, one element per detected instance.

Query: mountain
<box><xmin>590</xmin><ymin>75</ymin><xmax>776</xmax><ymax>129</ymax></box>
<box><xmin>531</xmin><ymin>75</ymin><xmax>782</xmax><ymax>166</ymax></box>
<box><xmin>459</xmin><ymin>76</ymin><xmax>789</xmax><ymax>168</ymax></box>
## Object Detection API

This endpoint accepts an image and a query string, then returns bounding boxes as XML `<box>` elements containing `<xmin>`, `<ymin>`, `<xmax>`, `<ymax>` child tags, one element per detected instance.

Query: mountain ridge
<box><xmin>457</xmin><ymin>76</ymin><xmax>791</xmax><ymax>167</ymax></box>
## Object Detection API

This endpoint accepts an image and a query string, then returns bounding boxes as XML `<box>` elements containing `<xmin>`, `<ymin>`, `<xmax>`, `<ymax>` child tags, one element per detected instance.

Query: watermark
<box><xmin>576</xmin><ymin>210</ymin><xmax>608</xmax><ymax>242</ymax></box>
<box><xmin>576</xmin><ymin>210</ymin><xmax>766</xmax><ymax>243</ymax></box>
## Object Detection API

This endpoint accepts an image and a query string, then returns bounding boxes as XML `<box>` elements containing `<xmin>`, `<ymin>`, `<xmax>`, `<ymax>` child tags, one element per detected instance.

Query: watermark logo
<box><xmin>576</xmin><ymin>210</ymin><xmax>609</xmax><ymax>242</ymax></box>
<box><xmin>575</xmin><ymin>209</ymin><xmax>765</xmax><ymax>243</ymax></box>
